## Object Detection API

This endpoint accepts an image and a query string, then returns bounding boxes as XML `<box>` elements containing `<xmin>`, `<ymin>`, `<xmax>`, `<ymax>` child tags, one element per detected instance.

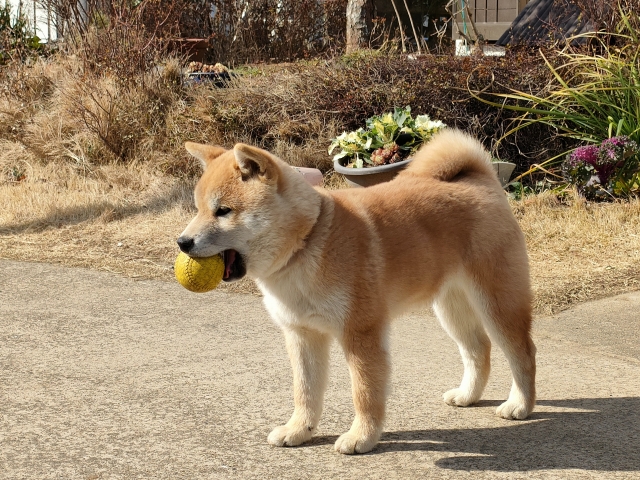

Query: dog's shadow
<box><xmin>311</xmin><ymin>397</ymin><xmax>640</xmax><ymax>472</ymax></box>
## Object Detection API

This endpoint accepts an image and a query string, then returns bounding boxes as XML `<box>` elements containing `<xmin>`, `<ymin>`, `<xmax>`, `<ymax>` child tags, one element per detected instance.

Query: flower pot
<box><xmin>334</xmin><ymin>158</ymin><xmax>516</xmax><ymax>188</ymax></box>
<box><xmin>333</xmin><ymin>158</ymin><xmax>412</xmax><ymax>188</ymax></box>
<box><xmin>492</xmin><ymin>161</ymin><xmax>516</xmax><ymax>187</ymax></box>
<box><xmin>184</xmin><ymin>71</ymin><xmax>233</xmax><ymax>87</ymax></box>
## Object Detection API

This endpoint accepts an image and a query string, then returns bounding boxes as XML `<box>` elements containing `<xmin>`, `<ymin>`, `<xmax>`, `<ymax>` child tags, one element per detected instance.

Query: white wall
<box><xmin>6</xmin><ymin>0</ymin><xmax>58</xmax><ymax>42</ymax></box>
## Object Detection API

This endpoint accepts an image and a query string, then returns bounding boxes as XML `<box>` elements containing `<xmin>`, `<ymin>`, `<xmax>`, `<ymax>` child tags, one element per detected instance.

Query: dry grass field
<box><xmin>2</xmin><ymin>159</ymin><xmax>639</xmax><ymax>315</ymax></box>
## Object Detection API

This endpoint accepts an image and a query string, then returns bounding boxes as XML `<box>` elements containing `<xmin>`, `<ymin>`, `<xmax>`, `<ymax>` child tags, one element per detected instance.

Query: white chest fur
<box><xmin>257</xmin><ymin>273</ymin><xmax>350</xmax><ymax>337</ymax></box>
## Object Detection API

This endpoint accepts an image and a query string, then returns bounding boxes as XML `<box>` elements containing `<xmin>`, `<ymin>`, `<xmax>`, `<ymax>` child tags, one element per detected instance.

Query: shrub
<box><xmin>568</xmin><ymin>0</ymin><xmax>640</xmax><ymax>41</ymax></box>
<box><xmin>563</xmin><ymin>136</ymin><xmax>639</xmax><ymax>199</ymax></box>
<box><xmin>207</xmin><ymin>0</ymin><xmax>348</xmax><ymax>63</ymax></box>
<box><xmin>48</xmin><ymin>0</ymin><xmax>180</xmax><ymax>81</ymax></box>
<box><xmin>474</xmin><ymin>9</ymin><xmax>640</xmax><ymax>179</ymax></box>
<box><xmin>0</xmin><ymin>48</ymin><xmax>561</xmax><ymax>178</ymax></box>
<box><xmin>0</xmin><ymin>4</ymin><xmax>43</xmax><ymax>63</ymax></box>
<box><xmin>205</xmin><ymin>51</ymin><xmax>560</xmax><ymax>174</ymax></box>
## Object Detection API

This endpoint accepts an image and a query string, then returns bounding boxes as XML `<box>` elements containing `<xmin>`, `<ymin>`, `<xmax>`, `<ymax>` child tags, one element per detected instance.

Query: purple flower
<box><xmin>566</xmin><ymin>144</ymin><xmax>599</xmax><ymax>167</ymax></box>
<box><xmin>602</xmin><ymin>148</ymin><xmax>617</xmax><ymax>161</ymax></box>
<box><xmin>563</xmin><ymin>136</ymin><xmax>639</xmax><ymax>199</ymax></box>
<box><xmin>599</xmin><ymin>137</ymin><xmax>638</xmax><ymax>162</ymax></box>
<box><xmin>601</xmin><ymin>136</ymin><xmax>627</xmax><ymax>148</ymax></box>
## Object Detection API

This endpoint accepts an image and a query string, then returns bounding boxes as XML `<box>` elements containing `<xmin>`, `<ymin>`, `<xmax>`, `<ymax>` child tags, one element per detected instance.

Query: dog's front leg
<box><xmin>335</xmin><ymin>326</ymin><xmax>390</xmax><ymax>454</ymax></box>
<box><xmin>268</xmin><ymin>326</ymin><xmax>330</xmax><ymax>447</ymax></box>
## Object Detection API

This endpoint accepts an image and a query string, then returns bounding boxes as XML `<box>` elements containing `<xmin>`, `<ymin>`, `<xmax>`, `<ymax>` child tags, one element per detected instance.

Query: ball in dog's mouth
<box><xmin>222</xmin><ymin>249</ymin><xmax>246</xmax><ymax>281</ymax></box>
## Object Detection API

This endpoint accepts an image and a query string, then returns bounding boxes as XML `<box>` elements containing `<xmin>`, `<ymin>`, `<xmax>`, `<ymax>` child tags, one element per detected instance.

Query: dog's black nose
<box><xmin>177</xmin><ymin>236</ymin><xmax>195</xmax><ymax>253</ymax></box>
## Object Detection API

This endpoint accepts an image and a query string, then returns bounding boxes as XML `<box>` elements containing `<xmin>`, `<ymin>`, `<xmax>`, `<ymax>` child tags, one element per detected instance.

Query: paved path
<box><xmin>1</xmin><ymin>260</ymin><xmax>639</xmax><ymax>479</ymax></box>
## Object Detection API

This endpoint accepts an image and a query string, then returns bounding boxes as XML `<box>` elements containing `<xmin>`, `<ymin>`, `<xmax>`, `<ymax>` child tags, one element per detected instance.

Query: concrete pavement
<box><xmin>1</xmin><ymin>259</ymin><xmax>639</xmax><ymax>479</ymax></box>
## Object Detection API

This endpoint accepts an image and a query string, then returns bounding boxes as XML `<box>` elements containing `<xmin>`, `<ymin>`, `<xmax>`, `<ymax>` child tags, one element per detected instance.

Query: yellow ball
<box><xmin>174</xmin><ymin>252</ymin><xmax>224</xmax><ymax>293</ymax></box>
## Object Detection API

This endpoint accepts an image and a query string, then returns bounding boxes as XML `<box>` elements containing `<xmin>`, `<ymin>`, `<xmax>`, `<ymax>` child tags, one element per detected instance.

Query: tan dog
<box><xmin>177</xmin><ymin>129</ymin><xmax>536</xmax><ymax>454</ymax></box>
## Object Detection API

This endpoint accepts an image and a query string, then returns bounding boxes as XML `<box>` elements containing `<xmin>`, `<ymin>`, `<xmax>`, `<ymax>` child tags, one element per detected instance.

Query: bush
<box><xmin>568</xmin><ymin>0</ymin><xmax>640</xmax><ymax>41</ymax></box>
<box><xmin>562</xmin><ymin>137</ymin><xmax>639</xmax><ymax>199</ymax></box>
<box><xmin>0</xmin><ymin>54</ymin><xmax>186</xmax><ymax>171</ymax></box>
<box><xmin>208</xmin><ymin>0</ymin><xmax>348</xmax><ymax>63</ymax></box>
<box><xmin>204</xmin><ymin>52</ymin><xmax>561</xmax><ymax>174</ymax></box>
<box><xmin>1</xmin><ymin>49</ymin><xmax>565</xmax><ymax>178</ymax></box>
<box><xmin>474</xmin><ymin>8</ymin><xmax>640</xmax><ymax>182</ymax></box>
<box><xmin>0</xmin><ymin>4</ymin><xmax>43</xmax><ymax>63</ymax></box>
<box><xmin>48</xmin><ymin>0</ymin><xmax>349</xmax><ymax>67</ymax></box>
<box><xmin>49</xmin><ymin>0</ymin><xmax>180</xmax><ymax>81</ymax></box>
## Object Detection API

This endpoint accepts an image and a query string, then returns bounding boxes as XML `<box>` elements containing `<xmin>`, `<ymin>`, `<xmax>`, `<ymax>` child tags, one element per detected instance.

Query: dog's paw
<box><xmin>267</xmin><ymin>424</ymin><xmax>313</xmax><ymax>447</ymax></box>
<box><xmin>443</xmin><ymin>388</ymin><xmax>477</xmax><ymax>407</ymax></box>
<box><xmin>334</xmin><ymin>431</ymin><xmax>378</xmax><ymax>455</ymax></box>
<box><xmin>496</xmin><ymin>400</ymin><xmax>531</xmax><ymax>420</ymax></box>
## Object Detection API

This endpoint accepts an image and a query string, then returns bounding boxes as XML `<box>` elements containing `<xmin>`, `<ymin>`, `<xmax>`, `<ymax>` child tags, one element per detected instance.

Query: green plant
<box><xmin>0</xmin><ymin>4</ymin><xmax>42</xmax><ymax>63</ymax></box>
<box><xmin>472</xmin><ymin>10</ymin><xmax>640</xmax><ymax>176</ymax></box>
<box><xmin>562</xmin><ymin>136</ymin><xmax>639</xmax><ymax>199</ymax></box>
<box><xmin>8</xmin><ymin>165</ymin><xmax>26</xmax><ymax>182</ymax></box>
<box><xmin>328</xmin><ymin>106</ymin><xmax>446</xmax><ymax>168</ymax></box>
<box><xmin>506</xmin><ymin>179</ymin><xmax>566</xmax><ymax>201</ymax></box>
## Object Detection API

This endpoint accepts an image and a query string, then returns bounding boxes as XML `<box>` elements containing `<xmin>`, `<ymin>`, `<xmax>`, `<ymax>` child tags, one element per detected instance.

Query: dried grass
<box><xmin>1</xmin><ymin>49</ymin><xmax>568</xmax><ymax>186</ymax></box>
<box><xmin>1</xmin><ymin>160</ymin><xmax>639</xmax><ymax>312</ymax></box>
<box><xmin>0</xmin><ymin>55</ymin><xmax>347</xmax><ymax>178</ymax></box>
<box><xmin>515</xmin><ymin>191</ymin><xmax>640</xmax><ymax>314</ymax></box>
<box><xmin>0</xmin><ymin>158</ymin><xmax>258</xmax><ymax>294</ymax></box>
<box><xmin>2</xmin><ymin>51</ymin><xmax>638</xmax><ymax>311</ymax></box>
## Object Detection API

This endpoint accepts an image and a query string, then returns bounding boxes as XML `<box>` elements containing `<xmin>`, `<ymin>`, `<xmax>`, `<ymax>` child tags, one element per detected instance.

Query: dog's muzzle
<box><xmin>176</xmin><ymin>236</ymin><xmax>194</xmax><ymax>253</ymax></box>
<box><xmin>176</xmin><ymin>237</ymin><xmax>246</xmax><ymax>281</ymax></box>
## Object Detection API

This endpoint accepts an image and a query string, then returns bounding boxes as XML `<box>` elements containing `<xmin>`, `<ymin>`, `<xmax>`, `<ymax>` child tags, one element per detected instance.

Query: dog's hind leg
<box><xmin>469</xmin><ymin>281</ymin><xmax>536</xmax><ymax>420</ymax></box>
<box><xmin>268</xmin><ymin>326</ymin><xmax>331</xmax><ymax>447</ymax></box>
<box><xmin>434</xmin><ymin>283</ymin><xmax>492</xmax><ymax>407</ymax></box>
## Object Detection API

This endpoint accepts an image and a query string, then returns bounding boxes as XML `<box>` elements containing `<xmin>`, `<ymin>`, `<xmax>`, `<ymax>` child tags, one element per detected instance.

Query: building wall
<box><xmin>452</xmin><ymin>0</ymin><xmax>531</xmax><ymax>41</ymax></box>
<box><xmin>372</xmin><ymin>0</ymin><xmax>532</xmax><ymax>45</ymax></box>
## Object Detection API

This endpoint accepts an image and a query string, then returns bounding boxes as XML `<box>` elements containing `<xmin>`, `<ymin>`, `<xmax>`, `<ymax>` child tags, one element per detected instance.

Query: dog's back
<box><xmin>324</xmin><ymin>129</ymin><xmax>526</xmax><ymax>314</ymax></box>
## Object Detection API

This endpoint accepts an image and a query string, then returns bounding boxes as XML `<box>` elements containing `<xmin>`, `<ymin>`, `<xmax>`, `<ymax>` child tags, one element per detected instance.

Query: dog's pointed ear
<box><xmin>185</xmin><ymin>142</ymin><xmax>227</xmax><ymax>169</ymax></box>
<box><xmin>233</xmin><ymin>143</ymin><xmax>279</xmax><ymax>184</ymax></box>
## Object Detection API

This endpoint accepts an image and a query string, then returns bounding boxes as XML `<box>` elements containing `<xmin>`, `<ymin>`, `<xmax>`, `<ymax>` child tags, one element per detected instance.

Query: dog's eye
<box><xmin>215</xmin><ymin>206</ymin><xmax>232</xmax><ymax>217</ymax></box>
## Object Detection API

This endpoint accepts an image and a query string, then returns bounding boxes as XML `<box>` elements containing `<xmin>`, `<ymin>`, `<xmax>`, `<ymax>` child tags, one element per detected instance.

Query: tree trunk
<box><xmin>346</xmin><ymin>0</ymin><xmax>373</xmax><ymax>53</ymax></box>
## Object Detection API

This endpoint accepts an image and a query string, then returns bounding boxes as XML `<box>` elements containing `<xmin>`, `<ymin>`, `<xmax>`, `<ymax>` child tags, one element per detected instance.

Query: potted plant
<box><xmin>329</xmin><ymin>106</ymin><xmax>446</xmax><ymax>187</ymax></box>
<box><xmin>562</xmin><ymin>136</ymin><xmax>639</xmax><ymax>200</ymax></box>
<box><xmin>329</xmin><ymin>107</ymin><xmax>517</xmax><ymax>188</ymax></box>
<box><xmin>184</xmin><ymin>61</ymin><xmax>233</xmax><ymax>87</ymax></box>
<box><xmin>492</xmin><ymin>159</ymin><xmax>517</xmax><ymax>188</ymax></box>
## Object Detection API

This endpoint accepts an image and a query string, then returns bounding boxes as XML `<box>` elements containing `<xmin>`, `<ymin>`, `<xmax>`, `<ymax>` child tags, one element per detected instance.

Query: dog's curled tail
<box><xmin>403</xmin><ymin>128</ymin><xmax>495</xmax><ymax>182</ymax></box>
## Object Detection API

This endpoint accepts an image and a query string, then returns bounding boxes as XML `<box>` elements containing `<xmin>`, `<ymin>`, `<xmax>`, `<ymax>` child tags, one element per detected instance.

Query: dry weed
<box><xmin>1</xmin><ymin>50</ymin><xmax>567</xmax><ymax>182</ymax></box>
<box><xmin>0</xmin><ymin>159</ymin><xmax>258</xmax><ymax>295</ymax></box>
<box><xmin>515</xmin><ymin>191</ymin><xmax>640</xmax><ymax>314</ymax></box>
<box><xmin>1</xmin><ymin>161</ymin><xmax>639</xmax><ymax>312</ymax></box>
<box><xmin>0</xmin><ymin>141</ymin><xmax>38</xmax><ymax>183</ymax></box>
<box><xmin>0</xmin><ymin>55</ymin><xmax>338</xmax><ymax>176</ymax></box>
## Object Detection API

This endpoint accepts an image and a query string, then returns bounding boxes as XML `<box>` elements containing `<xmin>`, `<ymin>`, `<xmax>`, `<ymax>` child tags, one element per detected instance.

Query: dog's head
<box><xmin>177</xmin><ymin>142</ymin><xmax>321</xmax><ymax>282</ymax></box>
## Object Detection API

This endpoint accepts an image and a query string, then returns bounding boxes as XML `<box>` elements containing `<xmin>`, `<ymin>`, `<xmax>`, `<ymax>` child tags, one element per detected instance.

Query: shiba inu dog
<box><xmin>177</xmin><ymin>129</ymin><xmax>536</xmax><ymax>454</ymax></box>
